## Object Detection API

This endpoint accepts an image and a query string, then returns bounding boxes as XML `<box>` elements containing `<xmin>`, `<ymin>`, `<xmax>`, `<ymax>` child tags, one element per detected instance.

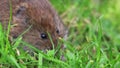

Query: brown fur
<box><xmin>0</xmin><ymin>0</ymin><xmax>67</xmax><ymax>51</ymax></box>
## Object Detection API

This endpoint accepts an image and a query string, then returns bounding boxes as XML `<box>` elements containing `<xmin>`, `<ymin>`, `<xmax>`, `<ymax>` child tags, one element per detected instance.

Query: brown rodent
<box><xmin>0</xmin><ymin>0</ymin><xmax>67</xmax><ymax>51</ymax></box>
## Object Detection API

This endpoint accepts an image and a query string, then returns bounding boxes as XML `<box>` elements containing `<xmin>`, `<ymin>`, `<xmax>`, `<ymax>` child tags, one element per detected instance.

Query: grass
<box><xmin>0</xmin><ymin>0</ymin><xmax>120</xmax><ymax>68</ymax></box>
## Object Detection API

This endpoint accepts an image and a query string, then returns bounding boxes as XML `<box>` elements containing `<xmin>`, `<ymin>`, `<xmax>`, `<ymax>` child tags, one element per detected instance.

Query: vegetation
<box><xmin>0</xmin><ymin>0</ymin><xmax>120</xmax><ymax>68</ymax></box>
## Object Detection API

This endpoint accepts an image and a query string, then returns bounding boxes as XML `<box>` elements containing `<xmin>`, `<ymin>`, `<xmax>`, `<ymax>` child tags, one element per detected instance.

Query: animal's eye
<box><xmin>41</xmin><ymin>33</ymin><xmax>47</xmax><ymax>39</ymax></box>
<box><xmin>56</xmin><ymin>29</ymin><xmax>59</xmax><ymax>34</ymax></box>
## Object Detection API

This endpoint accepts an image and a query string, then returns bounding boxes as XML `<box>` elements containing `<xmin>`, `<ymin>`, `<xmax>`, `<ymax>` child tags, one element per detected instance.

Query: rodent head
<box><xmin>10</xmin><ymin>0</ymin><xmax>67</xmax><ymax>51</ymax></box>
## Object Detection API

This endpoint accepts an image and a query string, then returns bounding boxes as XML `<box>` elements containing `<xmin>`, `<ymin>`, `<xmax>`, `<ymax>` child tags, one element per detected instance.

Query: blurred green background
<box><xmin>51</xmin><ymin>0</ymin><xmax>120</xmax><ymax>51</ymax></box>
<box><xmin>50</xmin><ymin>0</ymin><xmax>120</xmax><ymax>67</ymax></box>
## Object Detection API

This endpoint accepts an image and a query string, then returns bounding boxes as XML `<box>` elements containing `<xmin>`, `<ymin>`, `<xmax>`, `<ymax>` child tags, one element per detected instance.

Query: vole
<box><xmin>0</xmin><ymin>0</ymin><xmax>67</xmax><ymax>52</ymax></box>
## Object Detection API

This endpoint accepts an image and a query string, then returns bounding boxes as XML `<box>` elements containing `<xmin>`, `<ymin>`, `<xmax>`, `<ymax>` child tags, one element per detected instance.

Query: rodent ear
<box><xmin>15</xmin><ymin>6</ymin><xmax>26</xmax><ymax>15</ymax></box>
<box><xmin>20</xmin><ymin>3</ymin><xmax>28</xmax><ymax>8</ymax></box>
<box><xmin>15</xmin><ymin>3</ymin><xmax>28</xmax><ymax>16</ymax></box>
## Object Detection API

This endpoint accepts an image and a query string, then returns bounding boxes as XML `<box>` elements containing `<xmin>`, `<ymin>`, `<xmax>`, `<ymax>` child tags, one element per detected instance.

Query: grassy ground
<box><xmin>0</xmin><ymin>0</ymin><xmax>120</xmax><ymax>68</ymax></box>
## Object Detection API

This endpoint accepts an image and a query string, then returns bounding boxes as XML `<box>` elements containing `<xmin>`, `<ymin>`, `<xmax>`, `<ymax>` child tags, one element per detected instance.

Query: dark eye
<box><xmin>56</xmin><ymin>29</ymin><xmax>59</xmax><ymax>34</ymax></box>
<box><xmin>41</xmin><ymin>33</ymin><xmax>47</xmax><ymax>39</ymax></box>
